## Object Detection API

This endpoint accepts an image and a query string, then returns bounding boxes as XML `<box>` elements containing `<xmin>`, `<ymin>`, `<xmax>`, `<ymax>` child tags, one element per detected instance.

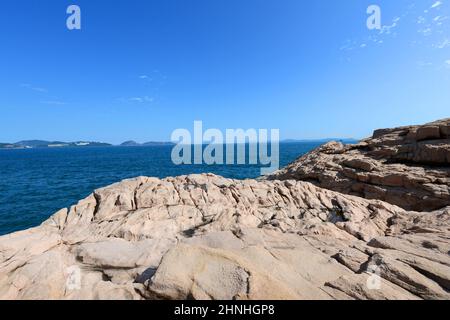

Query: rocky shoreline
<box><xmin>0</xmin><ymin>119</ymin><xmax>449</xmax><ymax>300</ymax></box>
<box><xmin>267</xmin><ymin>118</ymin><xmax>450</xmax><ymax>211</ymax></box>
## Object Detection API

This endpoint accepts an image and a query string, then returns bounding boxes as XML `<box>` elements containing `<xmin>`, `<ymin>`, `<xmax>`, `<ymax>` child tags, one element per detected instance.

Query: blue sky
<box><xmin>0</xmin><ymin>0</ymin><xmax>449</xmax><ymax>143</ymax></box>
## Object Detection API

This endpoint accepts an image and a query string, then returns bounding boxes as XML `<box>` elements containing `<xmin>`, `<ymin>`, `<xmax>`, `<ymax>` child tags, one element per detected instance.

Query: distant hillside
<box><xmin>0</xmin><ymin>140</ymin><xmax>112</xmax><ymax>149</ymax></box>
<box><xmin>15</xmin><ymin>140</ymin><xmax>57</xmax><ymax>148</ymax></box>
<box><xmin>72</xmin><ymin>141</ymin><xmax>112</xmax><ymax>147</ymax></box>
<box><xmin>1</xmin><ymin>139</ymin><xmax>359</xmax><ymax>149</ymax></box>
<box><xmin>0</xmin><ymin>143</ymin><xmax>18</xmax><ymax>149</ymax></box>
<box><xmin>120</xmin><ymin>141</ymin><xmax>141</xmax><ymax>147</ymax></box>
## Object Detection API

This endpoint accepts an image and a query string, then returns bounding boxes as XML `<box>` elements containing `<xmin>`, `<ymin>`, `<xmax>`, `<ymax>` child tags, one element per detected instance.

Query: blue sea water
<box><xmin>0</xmin><ymin>142</ymin><xmax>321</xmax><ymax>236</ymax></box>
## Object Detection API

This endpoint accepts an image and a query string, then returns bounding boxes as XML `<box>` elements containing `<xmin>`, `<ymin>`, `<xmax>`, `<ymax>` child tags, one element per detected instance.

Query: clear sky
<box><xmin>0</xmin><ymin>0</ymin><xmax>449</xmax><ymax>144</ymax></box>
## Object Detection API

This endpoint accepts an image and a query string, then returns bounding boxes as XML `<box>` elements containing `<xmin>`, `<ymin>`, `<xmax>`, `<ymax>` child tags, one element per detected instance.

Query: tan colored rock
<box><xmin>333</xmin><ymin>248</ymin><xmax>369</xmax><ymax>273</ymax></box>
<box><xmin>415</xmin><ymin>126</ymin><xmax>441</xmax><ymax>141</ymax></box>
<box><xmin>74</xmin><ymin>238</ymin><xmax>175</xmax><ymax>269</ymax></box>
<box><xmin>367</xmin><ymin>254</ymin><xmax>450</xmax><ymax>300</ymax></box>
<box><xmin>147</xmin><ymin>230</ymin><xmax>353</xmax><ymax>300</ymax></box>
<box><xmin>268</xmin><ymin>118</ymin><xmax>450</xmax><ymax>211</ymax></box>
<box><xmin>325</xmin><ymin>274</ymin><xmax>420</xmax><ymax>300</ymax></box>
<box><xmin>0</xmin><ymin>168</ymin><xmax>449</xmax><ymax>300</ymax></box>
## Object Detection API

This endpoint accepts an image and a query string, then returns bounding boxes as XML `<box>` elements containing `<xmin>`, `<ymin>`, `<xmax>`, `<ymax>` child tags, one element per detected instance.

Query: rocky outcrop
<box><xmin>267</xmin><ymin>119</ymin><xmax>450</xmax><ymax>212</ymax></box>
<box><xmin>1</xmin><ymin>174</ymin><xmax>449</xmax><ymax>300</ymax></box>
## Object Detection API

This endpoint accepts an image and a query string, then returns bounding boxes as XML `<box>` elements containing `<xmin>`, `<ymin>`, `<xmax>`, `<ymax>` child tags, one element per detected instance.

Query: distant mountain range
<box><xmin>0</xmin><ymin>140</ymin><xmax>175</xmax><ymax>149</ymax></box>
<box><xmin>0</xmin><ymin>138</ymin><xmax>359</xmax><ymax>149</ymax></box>
<box><xmin>0</xmin><ymin>140</ymin><xmax>112</xmax><ymax>149</ymax></box>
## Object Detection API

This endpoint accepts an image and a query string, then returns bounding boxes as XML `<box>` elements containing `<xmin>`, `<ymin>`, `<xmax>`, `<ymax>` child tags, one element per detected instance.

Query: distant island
<box><xmin>0</xmin><ymin>138</ymin><xmax>358</xmax><ymax>149</ymax></box>
<box><xmin>0</xmin><ymin>140</ymin><xmax>112</xmax><ymax>149</ymax></box>
<box><xmin>0</xmin><ymin>140</ymin><xmax>176</xmax><ymax>149</ymax></box>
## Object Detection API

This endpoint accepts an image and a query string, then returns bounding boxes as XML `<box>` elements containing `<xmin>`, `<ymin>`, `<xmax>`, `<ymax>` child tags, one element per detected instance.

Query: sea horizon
<box><xmin>0</xmin><ymin>141</ymin><xmax>325</xmax><ymax>235</ymax></box>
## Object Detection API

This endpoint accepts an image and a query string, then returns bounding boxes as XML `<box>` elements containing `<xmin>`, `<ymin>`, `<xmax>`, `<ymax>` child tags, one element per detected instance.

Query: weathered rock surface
<box><xmin>1</xmin><ymin>173</ymin><xmax>449</xmax><ymax>300</ymax></box>
<box><xmin>267</xmin><ymin>119</ymin><xmax>450</xmax><ymax>212</ymax></box>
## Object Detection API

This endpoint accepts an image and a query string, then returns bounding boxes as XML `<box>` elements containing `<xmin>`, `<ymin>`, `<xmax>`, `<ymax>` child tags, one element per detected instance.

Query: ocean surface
<box><xmin>0</xmin><ymin>142</ymin><xmax>322</xmax><ymax>236</ymax></box>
